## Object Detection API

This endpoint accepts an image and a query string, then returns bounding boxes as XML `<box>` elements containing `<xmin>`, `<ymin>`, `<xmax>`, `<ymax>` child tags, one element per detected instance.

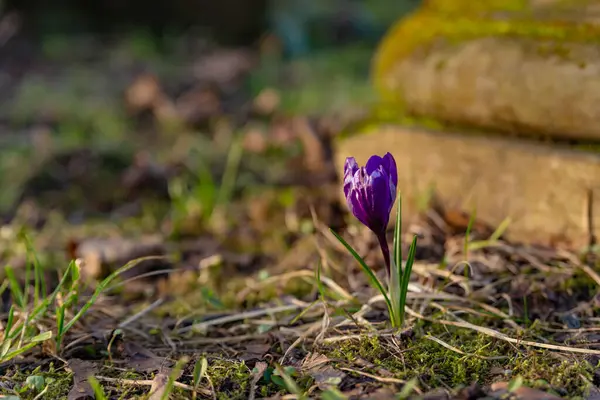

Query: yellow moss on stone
<box><xmin>372</xmin><ymin>6</ymin><xmax>600</xmax><ymax>103</ymax></box>
<box><xmin>425</xmin><ymin>0</ymin><xmax>529</xmax><ymax>14</ymax></box>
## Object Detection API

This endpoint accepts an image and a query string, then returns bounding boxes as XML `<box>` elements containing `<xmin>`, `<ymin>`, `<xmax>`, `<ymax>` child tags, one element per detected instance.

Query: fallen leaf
<box><xmin>148</xmin><ymin>370</ymin><xmax>169</xmax><ymax>400</ymax></box>
<box><xmin>67</xmin><ymin>359</ymin><xmax>99</xmax><ymax>400</ymax></box>
<box><xmin>300</xmin><ymin>353</ymin><xmax>330</xmax><ymax>371</ymax></box>
<box><xmin>490</xmin><ymin>382</ymin><xmax>563</xmax><ymax>400</ymax></box>
<box><xmin>300</xmin><ymin>354</ymin><xmax>345</xmax><ymax>391</ymax></box>
<box><xmin>240</xmin><ymin>343</ymin><xmax>271</xmax><ymax>361</ymax></box>
<box><xmin>124</xmin><ymin>341</ymin><xmax>169</xmax><ymax>373</ymax></box>
<box><xmin>308</xmin><ymin>366</ymin><xmax>346</xmax><ymax>391</ymax></box>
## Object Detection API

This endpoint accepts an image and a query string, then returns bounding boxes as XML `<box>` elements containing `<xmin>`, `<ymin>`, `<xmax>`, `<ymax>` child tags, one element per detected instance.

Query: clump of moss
<box><xmin>323</xmin><ymin>324</ymin><xmax>507</xmax><ymax>388</ymax></box>
<box><xmin>560</xmin><ymin>268</ymin><xmax>598</xmax><ymax>302</ymax></box>
<box><xmin>207</xmin><ymin>359</ymin><xmax>252</xmax><ymax>400</ymax></box>
<box><xmin>512</xmin><ymin>351</ymin><xmax>593</xmax><ymax>395</ymax></box>
<box><xmin>2</xmin><ymin>363</ymin><xmax>73</xmax><ymax>400</ymax></box>
<box><xmin>319</xmin><ymin>320</ymin><xmax>595</xmax><ymax>395</ymax></box>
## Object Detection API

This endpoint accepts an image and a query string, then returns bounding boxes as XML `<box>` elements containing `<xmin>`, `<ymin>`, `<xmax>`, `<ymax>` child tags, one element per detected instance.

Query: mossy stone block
<box><xmin>335</xmin><ymin>125</ymin><xmax>600</xmax><ymax>247</ymax></box>
<box><xmin>373</xmin><ymin>2</ymin><xmax>600</xmax><ymax>140</ymax></box>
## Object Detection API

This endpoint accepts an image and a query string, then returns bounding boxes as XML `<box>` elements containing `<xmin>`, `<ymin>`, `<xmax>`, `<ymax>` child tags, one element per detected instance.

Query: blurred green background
<box><xmin>0</xmin><ymin>0</ymin><xmax>421</xmax><ymax>224</ymax></box>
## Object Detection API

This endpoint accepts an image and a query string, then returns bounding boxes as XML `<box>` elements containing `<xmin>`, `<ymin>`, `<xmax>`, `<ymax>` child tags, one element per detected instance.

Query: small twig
<box><xmin>280</xmin><ymin>321</ymin><xmax>323</xmax><ymax>363</ymax></box>
<box><xmin>580</xmin><ymin>264</ymin><xmax>600</xmax><ymax>287</ymax></box>
<box><xmin>322</xmin><ymin>332</ymin><xmax>397</xmax><ymax>344</ymax></box>
<box><xmin>424</xmin><ymin>334</ymin><xmax>508</xmax><ymax>360</ymax></box>
<box><xmin>95</xmin><ymin>375</ymin><xmax>212</xmax><ymax>396</ymax></box>
<box><xmin>406</xmin><ymin>307</ymin><xmax>600</xmax><ymax>355</ymax></box>
<box><xmin>118</xmin><ymin>298</ymin><xmax>165</xmax><ymax>328</ymax></box>
<box><xmin>177</xmin><ymin>304</ymin><xmax>303</xmax><ymax>334</ymax></box>
<box><xmin>338</xmin><ymin>367</ymin><xmax>421</xmax><ymax>393</ymax></box>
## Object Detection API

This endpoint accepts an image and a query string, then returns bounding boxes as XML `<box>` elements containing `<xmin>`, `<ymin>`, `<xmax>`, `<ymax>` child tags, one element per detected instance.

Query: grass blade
<box><xmin>4</xmin><ymin>267</ymin><xmax>24</xmax><ymax>309</ymax></box>
<box><xmin>87</xmin><ymin>376</ymin><xmax>108</xmax><ymax>400</ymax></box>
<box><xmin>316</xmin><ymin>259</ymin><xmax>327</xmax><ymax>303</ymax></box>
<box><xmin>214</xmin><ymin>133</ymin><xmax>244</xmax><ymax>219</ymax></box>
<box><xmin>329</xmin><ymin>228</ymin><xmax>393</xmax><ymax>320</ymax></box>
<box><xmin>193</xmin><ymin>357</ymin><xmax>208</xmax><ymax>388</ymax></box>
<box><xmin>0</xmin><ymin>331</ymin><xmax>52</xmax><ymax>363</ymax></box>
<box><xmin>391</xmin><ymin>194</ymin><xmax>403</xmax><ymax>328</ymax></box>
<box><xmin>4</xmin><ymin>305</ymin><xmax>14</xmax><ymax>340</ymax></box>
<box><xmin>274</xmin><ymin>365</ymin><xmax>303</xmax><ymax>396</ymax></box>
<box><xmin>393</xmin><ymin>193</ymin><xmax>403</xmax><ymax>276</ymax></box>
<box><xmin>63</xmin><ymin>256</ymin><xmax>165</xmax><ymax>337</ymax></box>
<box><xmin>55</xmin><ymin>304</ymin><xmax>66</xmax><ymax>351</ymax></box>
<box><xmin>161</xmin><ymin>357</ymin><xmax>189</xmax><ymax>400</ymax></box>
<box><xmin>22</xmin><ymin>233</ymin><xmax>45</xmax><ymax>307</ymax></box>
<box><xmin>399</xmin><ymin>235</ymin><xmax>418</xmax><ymax>326</ymax></box>
<box><xmin>490</xmin><ymin>216</ymin><xmax>512</xmax><ymax>242</ymax></box>
<box><xmin>464</xmin><ymin>207</ymin><xmax>476</xmax><ymax>258</ymax></box>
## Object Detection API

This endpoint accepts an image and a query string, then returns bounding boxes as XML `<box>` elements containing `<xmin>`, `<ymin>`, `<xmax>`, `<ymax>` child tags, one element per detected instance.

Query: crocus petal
<box><xmin>368</xmin><ymin>169</ymin><xmax>392</xmax><ymax>233</ymax></box>
<box><xmin>382</xmin><ymin>152</ymin><xmax>398</xmax><ymax>189</ymax></box>
<box><xmin>365</xmin><ymin>155</ymin><xmax>384</xmax><ymax>176</ymax></box>
<box><xmin>346</xmin><ymin>168</ymin><xmax>371</xmax><ymax>227</ymax></box>
<box><xmin>342</xmin><ymin>153</ymin><xmax>398</xmax><ymax>236</ymax></box>
<box><xmin>343</xmin><ymin>157</ymin><xmax>359</xmax><ymax>198</ymax></box>
<box><xmin>347</xmin><ymin>187</ymin><xmax>370</xmax><ymax>227</ymax></box>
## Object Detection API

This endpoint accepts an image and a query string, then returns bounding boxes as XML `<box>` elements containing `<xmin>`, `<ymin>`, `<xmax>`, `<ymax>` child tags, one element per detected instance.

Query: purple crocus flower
<box><xmin>343</xmin><ymin>153</ymin><xmax>398</xmax><ymax>274</ymax></box>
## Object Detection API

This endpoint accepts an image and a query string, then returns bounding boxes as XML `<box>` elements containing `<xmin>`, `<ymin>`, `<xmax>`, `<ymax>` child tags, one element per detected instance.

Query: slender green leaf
<box><xmin>0</xmin><ymin>279</ymin><xmax>9</xmax><ymax>300</ymax></box>
<box><xmin>397</xmin><ymin>377</ymin><xmax>419</xmax><ymax>399</ymax></box>
<box><xmin>213</xmin><ymin>133</ymin><xmax>244</xmax><ymax>220</ymax></box>
<box><xmin>4</xmin><ymin>305</ymin><xmax>14</xmax><ymax>340</ymax></box>
<box><xmin>2</xmin><ymin>340</ymin><xmax>40</xmax><ymax>362</ymax></box>
<box><xmin>274</xmin><ymin>365</ymin><xmax>303</xmax><ymax>396</ymax></box>
<box><xmin>195</xmin><ymin>160</ymin><xmax>217</xmax><ymax>221</ymax></box>
<box><xmin>507</xmin><ymin>375</ymin><xmax>524</xmax><ymax>392</ymax></box>
<box><xmin>464</xmin><ymin>208</ymin><xmax>476</xmax><ymax>258</ymax></box>
<box><xmin>391</xmin><ymin>194</ymin><xmax>403</xmax><ymax>328</ymax></box>
<box><xmin>489</xmin><ymin>216</ymin><xmax>512</xmax><ymax>242</ymax></box>
<box><xmin>321</xmin><ymin>388</ymin><xmax>348</xmax><ymax>400</ymax></box>
<box><xmin>4</xmin><ymin>267</ymin><xmax>24</xmax><ymax>309</ymax></box>
<box><xmin>389</xmin><ymin>263</ymin><xmax>401</xmax><ymax>328</ymax></box>
<box><xmin>161</xmin><ymin>357</ymin><xmax>189</xmax><ymax>400</ymax></box>
<box><xmin>329</xmin><ymin>228</ymin><xmax>393</xmax><ymax>321</ymax></box>
<box><xmin>0</xmin><ymin>338</ymin><xmax>12</xmax><ymax>358</ymax></box>
<box><xmin>316</xmin><ymin>260</ymin><xmax>326</xmax><ymax>303</ymax></box>
<box><xmin>393</xmin><ymin>193</ymin><xmax>403</xmax><ymax>277</ymax></box>
<box><xmin>193</xmin><ymin>357</ymin><xmax>208</xmax><ymax>387</ymax></box>
<box><xmin>30</xmin><ymin>331</ymin><xmax>52</xmax><ymax>342</ymax></box>
<box><xmin>64</xmin><ymin>256</ymin><xmax>165</xmax><ymax>335</ymax></box>
<box><xmin>24</xmin><ymin>261</ymin><xmax>75</xmax><ymax>330</ymax></box>
<box><xmin>290</xmin><ymin>300</ymin><xmax>319</xmax><ymax>325</ymax></box>
<box><xmin>22</xmin><ymin>233</ymin><xmax>44</xmax><ymax>307</ymax></box>
<box><xmin>55</xmin><ymin>304</ymin><xmax>66</xmax><ymax>351</ymax></box>
<box><xmin>399</xmin><ymin>235</ymin><xmax>418</xmax><ymax>326</ymax></box>
<box><xmin>88</xmin><ymin>376</ymin><xmax>108</xmax><ymax>400</ymax></box>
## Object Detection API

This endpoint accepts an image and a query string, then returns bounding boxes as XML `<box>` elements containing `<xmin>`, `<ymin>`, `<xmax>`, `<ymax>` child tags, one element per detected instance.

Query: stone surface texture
<box><xmin>373</xmin><ymin>0</ymin><xmax>600</xmax><ymax>140</ymax></box>
<box><xmin>335</xmin><ymin>126</ymin><xmax>600</xmax><ymax>246</ymax></box>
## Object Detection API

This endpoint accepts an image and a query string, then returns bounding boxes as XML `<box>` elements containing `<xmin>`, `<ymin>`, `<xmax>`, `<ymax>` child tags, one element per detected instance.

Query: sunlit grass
<box><xmin>0</xmin><ymin>233</ymin><xmax>164</xmax><ymax>364</ymax></box>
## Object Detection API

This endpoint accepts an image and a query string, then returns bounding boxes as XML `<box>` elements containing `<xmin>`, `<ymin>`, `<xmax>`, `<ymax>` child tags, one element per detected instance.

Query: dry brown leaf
<box><xmin>147</xmin><ymin>370</ymin><xmax>169</xmax><ymax>400</ymax></box>
<box><xmin>490</xmin><ymin>381</ymin><xmax>563</xmax><ymax>400</ymax></box>
<box><xmin>67</xmin><ymin>359</ymin><xmax>99</xmax><ymax>400</ymax></box>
